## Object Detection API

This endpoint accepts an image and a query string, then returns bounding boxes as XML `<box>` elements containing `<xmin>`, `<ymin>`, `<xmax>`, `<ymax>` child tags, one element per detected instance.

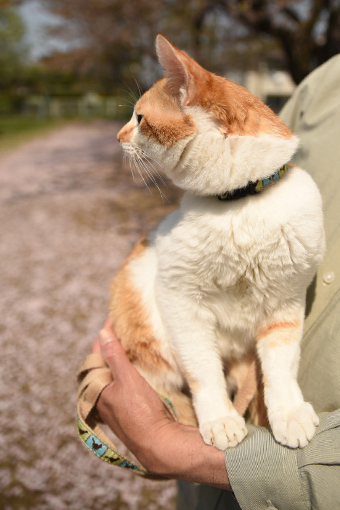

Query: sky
<box><xmin>18</xmin><ymin>0</ymin><xmax>72</xmax><ymax>61</ymax></box>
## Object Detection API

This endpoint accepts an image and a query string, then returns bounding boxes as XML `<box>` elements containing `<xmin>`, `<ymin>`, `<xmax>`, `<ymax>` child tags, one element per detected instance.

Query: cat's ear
<box><xmin>156</xmin><ymin>34</ymin><xmax>207</xmax><ymax>106</ymax></box>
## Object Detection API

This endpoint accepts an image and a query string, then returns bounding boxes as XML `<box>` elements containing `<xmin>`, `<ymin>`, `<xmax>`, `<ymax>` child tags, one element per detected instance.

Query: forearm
<box><xmin>138</xmin><ymin>421</ymin><xmax>231</xmax><ymax>490</ymax></box>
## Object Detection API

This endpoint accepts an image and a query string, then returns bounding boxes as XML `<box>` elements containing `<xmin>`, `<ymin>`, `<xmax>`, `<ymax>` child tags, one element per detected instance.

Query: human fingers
<box><xmin>98</xmin><ymin>327</ymin><xmax>132</xmax><ymax>380</ymax></box>
<box><xmin>91</xmin><ymin>318</ymin><xmax>113</xmax><ymax>354</ymax></box>
<box><xmin>91</xmin><ymin>337</ymin><xmax>101</xmax><ymax>354</ymax></box>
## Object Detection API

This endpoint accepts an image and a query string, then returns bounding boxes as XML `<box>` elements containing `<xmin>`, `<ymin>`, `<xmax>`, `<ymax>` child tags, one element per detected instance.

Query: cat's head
<box><xmin>117</xmin><ymin>35</ymin><xmax>298</xmax><ymax>196</ymax></box>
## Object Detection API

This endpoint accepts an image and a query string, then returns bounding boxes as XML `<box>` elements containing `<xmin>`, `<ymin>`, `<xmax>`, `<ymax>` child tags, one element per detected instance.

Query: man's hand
<box><xmin>92</xmin><ymin>319</ymin><xmax>177</xmax><ymax>471</ymax></box>
<box><xmin>92</xmin><ymin>320</ymin><xmax>231</xmax><ymax>489</ymax></box>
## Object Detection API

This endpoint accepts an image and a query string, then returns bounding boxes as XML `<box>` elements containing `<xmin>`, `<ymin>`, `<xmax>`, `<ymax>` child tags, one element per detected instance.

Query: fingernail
<box><xmin>99</xmin><ymin>328</ymin><xmax>115</xmax><ymax>346</ymax></box>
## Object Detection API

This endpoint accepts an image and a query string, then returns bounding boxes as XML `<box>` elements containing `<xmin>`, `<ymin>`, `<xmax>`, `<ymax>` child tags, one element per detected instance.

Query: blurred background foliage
<box><xmin>0</xmin><ymin>0</ymin><xmax>340</xmax><ymax>140</ymax></box>
<box><xmin>42</xmin><ymin>0</ymin><xmax>340</xmax><ymax>87</ymax></box>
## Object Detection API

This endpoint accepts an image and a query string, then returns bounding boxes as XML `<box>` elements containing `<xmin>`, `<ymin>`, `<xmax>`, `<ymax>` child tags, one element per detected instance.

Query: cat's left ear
<box><xmin>156</xmin><ymin>34</ymin><xmax>207</xmax><ymax>106</ymax></box>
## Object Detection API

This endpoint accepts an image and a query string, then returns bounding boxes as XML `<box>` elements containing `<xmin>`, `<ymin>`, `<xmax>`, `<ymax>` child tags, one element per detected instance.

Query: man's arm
<box><xmin>94</xmin><ymin>323</ymin><xmax>231</xmax><ymax>490</ymax></box>
<box><xmin>94</xmin><ymin>322</ymin><xmax>340</xmax><ymax>510</ymax></box>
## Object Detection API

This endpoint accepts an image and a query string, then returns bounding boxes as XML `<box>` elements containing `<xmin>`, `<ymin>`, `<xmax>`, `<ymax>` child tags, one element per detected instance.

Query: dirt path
<box><xmin>0</xmin><ymin>121</ymin><xmax>181</xmax><ymax>510</ymax></box>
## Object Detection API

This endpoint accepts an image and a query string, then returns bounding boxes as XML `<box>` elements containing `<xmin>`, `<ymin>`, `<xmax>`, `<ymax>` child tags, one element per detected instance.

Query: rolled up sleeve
<box><xmin>225</xmin><ymin>410</ymin><xmax>340</xmax><ymax>510</ymax></box>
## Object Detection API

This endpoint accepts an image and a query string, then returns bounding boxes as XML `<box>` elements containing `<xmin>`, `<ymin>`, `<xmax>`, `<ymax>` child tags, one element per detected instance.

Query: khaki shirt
<box><xmin>178</xmin><ymin>55</ymin><xmax>340</xmax><ymax>510</ymax></box>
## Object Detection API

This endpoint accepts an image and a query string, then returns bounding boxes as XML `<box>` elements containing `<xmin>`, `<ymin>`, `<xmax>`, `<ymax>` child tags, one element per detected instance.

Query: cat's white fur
<box><xmin>117</xmin><ymin>36</ymin><xmax>325</xmax><ymax>449</ymax></box>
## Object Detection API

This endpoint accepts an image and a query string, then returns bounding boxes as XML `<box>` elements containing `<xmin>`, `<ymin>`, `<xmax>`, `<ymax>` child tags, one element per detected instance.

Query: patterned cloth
<box><xmin>76</xmin><ymin>351</ymin><xmax>178</xmax><ymax>478</ymax></box>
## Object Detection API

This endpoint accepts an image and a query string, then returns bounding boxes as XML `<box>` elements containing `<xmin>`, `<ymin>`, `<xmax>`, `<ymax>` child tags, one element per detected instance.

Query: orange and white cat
<box><xmin>110</xmin><ymin>35</ymin><xmax>325</xmax><ymax>450</ymax></box>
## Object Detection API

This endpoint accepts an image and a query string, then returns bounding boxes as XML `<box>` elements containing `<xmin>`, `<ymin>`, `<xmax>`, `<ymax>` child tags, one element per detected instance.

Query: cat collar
<box><xmin>217</xmin><ymin>163</ymin><xmax>290</xmax><ymax>201</ymax></box>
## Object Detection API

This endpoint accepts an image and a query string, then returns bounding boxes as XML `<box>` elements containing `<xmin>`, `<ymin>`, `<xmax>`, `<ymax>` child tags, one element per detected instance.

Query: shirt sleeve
<box><xmin>225</xmin><ymin>410</ymin><xmax>340</xmax><ymax>510</ymax></box>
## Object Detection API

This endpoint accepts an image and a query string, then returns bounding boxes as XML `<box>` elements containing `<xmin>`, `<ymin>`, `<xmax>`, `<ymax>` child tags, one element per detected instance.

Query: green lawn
<box><xmin>0</xmin><ymin>116</ymin><xmax>68</xmax><ymax>153</ymax></box>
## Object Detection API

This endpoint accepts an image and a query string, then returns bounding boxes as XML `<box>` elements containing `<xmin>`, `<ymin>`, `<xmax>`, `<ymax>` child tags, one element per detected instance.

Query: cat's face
<box><xmin>117</xmin><ymin>35</ymin><xmax>298</xmax><ymax>196</ymax></box>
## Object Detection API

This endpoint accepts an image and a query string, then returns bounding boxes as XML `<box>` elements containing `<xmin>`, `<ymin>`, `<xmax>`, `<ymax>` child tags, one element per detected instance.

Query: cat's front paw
<box><xmin>270</xmin><ymin>402</ymin><xmax>319</xmax><ymax>448</ymax></box>
<box><xmin>200</xmin><ymin>415</ymin><xmax>248</xmax><ymax>450</ymax></box>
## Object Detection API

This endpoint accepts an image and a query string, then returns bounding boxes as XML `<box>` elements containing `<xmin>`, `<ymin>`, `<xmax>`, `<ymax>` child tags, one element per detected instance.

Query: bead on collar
<box><xmin>217</xmin><ymin>164</ymin><xmax>290</xmax><ymax>201</ymax></box>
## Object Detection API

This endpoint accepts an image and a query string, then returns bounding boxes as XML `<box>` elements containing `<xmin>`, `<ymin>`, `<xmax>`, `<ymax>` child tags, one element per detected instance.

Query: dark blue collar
<box><xmin>217</xmin><ymin>164</ymin><xmax>290</xmax><ymax>201</ymax></box>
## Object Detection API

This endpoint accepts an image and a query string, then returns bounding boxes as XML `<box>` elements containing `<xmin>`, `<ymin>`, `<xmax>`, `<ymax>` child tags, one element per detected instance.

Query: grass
<box><xmin>0</xmin><ymin>115</ymin><xmax>68</xmax><ymax>154</ymax></box>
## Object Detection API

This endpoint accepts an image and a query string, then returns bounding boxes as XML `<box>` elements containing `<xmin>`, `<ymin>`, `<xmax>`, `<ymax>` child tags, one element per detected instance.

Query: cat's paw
<box><xmin>270</xmin><ymin>402</ymin><xmax>319</xmax><ymax>448</ymax></box>
<box><xmin>200</xmin><ymin>415</ymin><xmax>248</xmax><ymax>450</ymax></box>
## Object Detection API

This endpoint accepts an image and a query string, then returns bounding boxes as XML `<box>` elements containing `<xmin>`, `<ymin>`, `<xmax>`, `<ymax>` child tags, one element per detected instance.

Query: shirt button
<box><xmin>323</xmin><ymin>271</ymin><xmax>335</xmax><ymax>284</ymax></box>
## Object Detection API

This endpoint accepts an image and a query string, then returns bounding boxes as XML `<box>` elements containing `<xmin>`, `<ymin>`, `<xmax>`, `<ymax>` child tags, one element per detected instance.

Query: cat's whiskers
<box><xmin>135</xmin><ymin>154</ymin><xmax>168</xmax><ymax>203</ymax></box>
<box><xmin>129</xmin><ymin>68</ymin><xmax>143</xmax><ymax>98</ymax></box>
<box><xmin>134</xmin><ymin>147</ymin><xmax>168</xmax><ymax>188</ymax></box>
<box><xmin>127</xmin><ymin>155</ymin><xmax>138</xmax><ymax>184</ymax></box>
<box><xmin>143</xmin><ymin>159</ymin><xmax>167</xmax><ymax>190</ymax></box>
<box><xmin>132</xmin><ymin>158</ymin><xmax>152</xmax><ymax>194</ymax></box>
<box><xmin>123</xmin><ymin>152</ymin><xmax>130</xmax><ymax>180</ymax></box>
<box><xmin>133</xmin><ymin>148</ymin><xmax>168</xmax><ymax>202</ymax></box>
<box><xmin>116</xmin><ymin>96</ymin><xmax>136</xmax><ymax>108</ymax></box>
<box><xmin>124</xmin><ymin>145</ymin><xmax>152</xmax><ymax>193</ymax></box>
<box><xmin>120</xmin><ymin>80</ymin><xmax>139</xmax><ymax>104</ymax></box>
<box><xmin>123</xmin><ymin>143</ymin><xmax>168</xmax><ymax>202</ymax></box>
<box><xmin>122</xmin><ymin>148</ymin><xmax>136</xmax><ymax>184</ymax></box>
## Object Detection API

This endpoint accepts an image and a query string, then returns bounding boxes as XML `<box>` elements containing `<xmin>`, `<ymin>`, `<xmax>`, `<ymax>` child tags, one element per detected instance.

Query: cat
<box><xmin>109</xmin><ymin>34</ymin><xmax>325</xmax><ymax>450</ymax></box>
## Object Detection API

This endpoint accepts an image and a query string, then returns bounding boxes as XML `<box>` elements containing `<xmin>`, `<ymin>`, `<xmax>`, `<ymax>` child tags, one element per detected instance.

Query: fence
<box><xmin>0</xmin><ymin>93</ymin><xmax>128</xmax><ymax>120</ymax></box>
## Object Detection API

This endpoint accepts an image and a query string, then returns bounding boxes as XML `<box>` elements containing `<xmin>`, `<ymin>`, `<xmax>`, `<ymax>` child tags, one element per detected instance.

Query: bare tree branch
<box><xmin>29</xmin><ymin>0</ymin><xmax>340</xmax><ymax>87</ymax></box>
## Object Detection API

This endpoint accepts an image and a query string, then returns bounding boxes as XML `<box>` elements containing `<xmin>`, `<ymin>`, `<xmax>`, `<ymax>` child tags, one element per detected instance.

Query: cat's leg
<box><xmin>256</xmin><ymin>317</ymin><xmax>319</xmax><ymax>448</ymax></box>
<box><xmin>183</xmin><ymin>329</ymin><xmax>248</xmax><ymax>449</ymax></box>
<box><xmin>159</xmin><ymin>303</ymin><xmax>247</xmax><ymax>450</ymax></box>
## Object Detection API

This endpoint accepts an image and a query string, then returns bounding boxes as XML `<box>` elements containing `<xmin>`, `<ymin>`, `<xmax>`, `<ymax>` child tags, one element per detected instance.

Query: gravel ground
<box><xmin>0</xmin><ymin>121</ymin><xmax>182</xmax><ymax>510</ymax></box>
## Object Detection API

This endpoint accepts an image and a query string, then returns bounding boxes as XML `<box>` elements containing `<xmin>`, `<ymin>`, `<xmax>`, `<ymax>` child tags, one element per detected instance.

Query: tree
<box><xmin>0</xmin><ymin>3</ymin><xmax>28</xmax><ymax>90</ymax></box>
<box><xmin>43</xmin><ymin>0</ymin><xmax>162</xmax><ymax>93</ymax></box>
<box><xmin>212</xmin><ymin>0</ymin><xmax>340</xmax><ymax>84</ymax></box>
<box><xmin>28</xmin><ymin>0</ymin><xmax>340</xmax><ymax>86</ymax></box>
<box><xmin>36</xmin><ymin>0</ymin><xmax>276</xmax><ymax>91</ymax></box>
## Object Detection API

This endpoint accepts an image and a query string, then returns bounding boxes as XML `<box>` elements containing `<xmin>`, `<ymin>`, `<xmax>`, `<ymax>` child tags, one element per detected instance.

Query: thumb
<box><xmin>98</xmin><ymin>326</ymin><xmax>131</xmax><ymax>379</ymax></box>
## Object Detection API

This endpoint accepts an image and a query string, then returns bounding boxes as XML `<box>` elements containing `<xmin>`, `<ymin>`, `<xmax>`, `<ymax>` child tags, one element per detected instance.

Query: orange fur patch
<box><xmin>119</xmin><ymin>55</ymin><xmax>292</xmax><ymax>146</ymax></box>
<box><xmin>135</xmin><ymin>79</ymin><xmax>195</xmax><ymax>146</ymax></box>
<box><xmin>248</xmin><ymin>377</ymin><xmax>269</xmax><ymax>427</ymax></box>
<box><xmin>257</xmin><ymin>320</ymin><xmax>301</xmax><ymax>348</ymax></box>
<box><xmin>109</xmin><ymin>237</ymin><xmax>197</xmax><ymax>426</ymax></box>
<box><xmin>157</xmin><ymin>37</ymin><xmax>293</xmax><ymax>140</ymax></box>
<box><xmin>194</xmin><ymin>73</ymin><xmax>293</xmax><ymax>138</ymax></box>
<box><xmin>228</xmin><ymin>357</ymin><xmax>257</xmax><ymax>417</ymax></box>
<box><xmin>227</xmin><ymin>355</ymin><xmax>269</xmax><ymax>427</ymax></box>
<box><xmin>257</xmin><ymin>320</ymin><xmax>301</xmax><ymax>339</ymax></box>
<box><xmin>109</xmin><ymin>237</ymin><xmax>171</xmax><ymax>374</ymax></box>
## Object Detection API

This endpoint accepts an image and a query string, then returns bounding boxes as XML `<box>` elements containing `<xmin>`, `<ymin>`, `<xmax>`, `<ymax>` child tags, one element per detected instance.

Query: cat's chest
<box><xmin>157</xmin><ymin>199</ymin><xmax>280</xmax><ymax>276</ymax></box>
<box><xmin>154</xmin><ymin>199</ymin><xmax>300</xmax><ymax>342</ymax></box>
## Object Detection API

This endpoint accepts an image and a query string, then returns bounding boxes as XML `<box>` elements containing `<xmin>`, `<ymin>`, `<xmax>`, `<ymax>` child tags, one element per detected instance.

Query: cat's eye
<box><xmin>137</xmin><ymin>114</ymin><xmax>143</xmax><ymax>124</ymax></box>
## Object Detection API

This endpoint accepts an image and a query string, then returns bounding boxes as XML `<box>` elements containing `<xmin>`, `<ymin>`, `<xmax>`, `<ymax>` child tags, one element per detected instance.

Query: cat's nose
<box><xmin>116</xmin><ymin>121</ymin><xmax>135</xmax><ymax>143</ymax></box>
